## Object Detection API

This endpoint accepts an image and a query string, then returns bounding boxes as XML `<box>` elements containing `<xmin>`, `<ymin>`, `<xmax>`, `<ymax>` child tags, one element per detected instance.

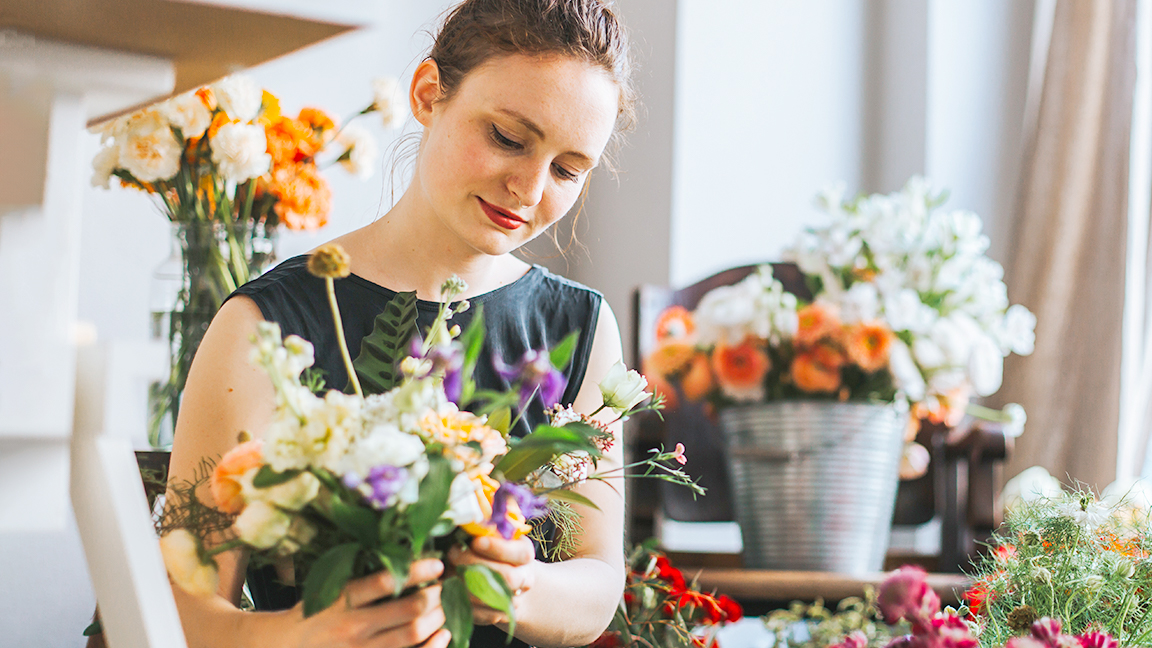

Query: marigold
<box><xmin>297</xmin><ymin>107</ymin><xmax>337</xmax><ymax>157</ymax></box>
<box><xmin>791</xmin><ymin>344</ymin><xmax>844</xmax><ymax>393</ymax></box>
<box><xmin>654</xmin><ymin>305</ymin><xmax>695</xmax><ymax>342</ymax></box>
<box><xmin>795</xmin><ymin>303</ymin><xmax>841</xmax><ymax>347</ymax></box>
<box><xmin>844</xmin><ymin>321</ymin><xmax>894</xmax><ymax>372</ymax></box>
<box><xmin>267</xmin><ymin>161</ymin><xmax>332</xmax><ymax>231</ymax></box>
<box><xmin>711</xmin><ymin>339</ymin><xmax>771</xmax><ymax>401</ymax></box>
<box><xmin>209</xmin><ymin>439</ymin><xmax>263</xmax><ymax>514</ymax></box>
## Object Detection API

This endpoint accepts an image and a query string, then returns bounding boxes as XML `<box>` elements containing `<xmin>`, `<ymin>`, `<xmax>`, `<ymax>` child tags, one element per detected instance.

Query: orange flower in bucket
<box><xmin>795</xmin><ymin>302</ymin><xmax>840</xmax><ymax>347</ymax></box>
<box><xmin>210</xmin><ymin>439</ymin><xmax>263</xmax><ymax>514</ymax></box>
<box><xmin>679</xmin><ymin>353</ymin><xmax>714</xmax><ymax>401</ymax></box>
<box><xmin>791</xmin><ymin>344</ymin><xmax>844</xmax><ymax>393</ymax></box>
<box><xmin>655</xmin><ymin>305</ymin><xmax>695</xmax><ymax>342</ymax></box>
<box><xmin>844</xmin><ymin>321</ymin><xmax>894</xmax><ymax>372</ymax></box>
<box><xmin>711</xmin><ymin>338</ymin><xmax>770</xmax><ymax>401</ymax></box>
<box><xmin>644</xmin><ymin>340</ymin><xmax>697</xmax><ymax>378</ymax></box>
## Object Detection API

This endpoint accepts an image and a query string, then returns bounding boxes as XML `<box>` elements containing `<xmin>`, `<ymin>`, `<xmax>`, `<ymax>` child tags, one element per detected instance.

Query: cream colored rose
<box><xmin>158</xmin><ymin>529</ymin><xmax>219</xmax><ymax>597</ymax></box>
<box><xmin>118</xmin><ymin>111</ymin><xmax>181</xmax><ymax>182</ymax></box>
<box><xmin>234</xmin><ymin>500</ymin><xmax>292</xmax><ymax>549</ymax></box>
<box><xmin>90</xmin><ymin>145</ymin><xmax>120</xmax><ymax>189</ymax></box>
<box><xmin>210</xmin><ymin>122</ymin><xmax>271</xmax><ymax>183</ymax></box>
<box><xmin>212</xmin><ymin>74</ymin><xmax>262</xmax><ymax>121</ymax></box>
<box><xmin>161</xmin><ymin>91</ymin><xmax>212</xmax><ymax>139</ymax></box>
<box><xmin>598</xmin><ymin>361</ymin><xmax>651</xmax><ymax>415</ymax></box>
<box><xmin>247</xmin><ymin>470</ymin><xmax>321</xmax><ymax>512</ymax></box>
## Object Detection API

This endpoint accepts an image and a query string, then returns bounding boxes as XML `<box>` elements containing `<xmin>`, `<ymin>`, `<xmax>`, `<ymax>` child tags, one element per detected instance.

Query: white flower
<box><xmin>212</xmin><ymin>75</ymin><xmax>263</xmax><ymax>121</ymax></box>
<box><xmin>1001</xmin><ymin>304</ymin><xmax>1037</xmax><ymax>356</ymax></box>
<box><xmin>883</xmin><ymin>289</ymin><xmax>936</xmax><ymax>335</ymax></box>
<box><xmin>234</xmin><ymin>500</ymin><xmax>292</xmax><ymax>549</ymax></box>
<box><xmin>340</xmin><ymin>422</ymin><xmax>427</xmax><ymax>477</ymax></box>
<box><xmin>967</xmin><ymin>333</ymin><xmax>1004</xmax><ymax>396</ymax></box>
<box><xmin>1002</xmin><ymin>466</ymin><xmax>1063</xmax><ymax>511</ymax></box>
<box><xmin>90</xmin><ymin>145</ymin><xmax>120</xmax><ymax>189</ymax></box>
<box><xmin>444</xmin><ymin>473</ymin><xmax>484</xmax><ymax>526</ymax></box>
<box><xmin>335</xmin><ymin>123</ymin><xmax>378</xmax><ymax>179</ymax></box>
<box><xmin>210</xmin><ymin>122</ymin><xmax>271</xmax><ymax>183</ymax></box>
<box><xmin>837</xmin><ymin>282</ymin><xmax>879</xmax><ymax>324</ymax></box>
<box><xmin>693</xmin><ymin>280</ymin><xmax>761</xmax><ymax>345</ymax></box>
<box><xmin>888</xmin><ymin>340</ymin><xmax>925</xmax><ymax>401</ymax></box>
<box><xmin>912</xmin><ymin>337</ymin><xmax>947</xmax><ymax>370</ymax></box>
<box><xmin>927</xmin><ymin>368</ymin><xmax>967</xmax><ymax>395</ymax></box>
<box><xmin>599</xmin><ymin>361</ymin><xmax>651</xmax><ymax>415</ymax></box>
<box><xmin>118</xmin><ymin>110</ymin><xmax>181</xmax><ymax>182</ymax></box>
<box><xmin>161</xmin><ymin>91</ymin><xmax>212</xmax><ymax>138</ymax></box>
<box><xmin>371</xmin><ymin>76</ymin><xmax>406</xmax><ymax>128</ymax></box>
<box><xmin>245</xmin><ymin>470</ymin><xmax>320</xmax><ymax>512</ymax></box>
<box><xmin>1001</xmin><ymin>403</ymin><xmax>1026</xmax><ymax>438</ymax></box>
<box><xmin>159</xmin><ymin>529</ymin><xmax>218</xmax><ymax>597</ymax></box>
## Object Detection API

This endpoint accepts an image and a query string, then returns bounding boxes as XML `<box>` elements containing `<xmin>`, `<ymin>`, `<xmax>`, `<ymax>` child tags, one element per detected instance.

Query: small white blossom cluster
<box><xmin>692</xmin><ymin>265</ymin><xmax>800</xmax><ymax>347</ymax></box>
<box><xmin>782</xmin><ymin>177</ymin><xmax>1037</xmax><ymax>411</ymax></box>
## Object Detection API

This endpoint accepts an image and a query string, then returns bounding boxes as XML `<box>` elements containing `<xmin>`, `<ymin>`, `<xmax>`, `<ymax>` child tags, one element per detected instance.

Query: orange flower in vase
<box><xmin>844</xmin><ymin>321</ymin><xmax>895</xmax><ymax>372</ymax></box>
<box><xmin>711</xmin><ymin>338</ymin><xmax>771</xmax><ymax>402</ymax></box>
<box><xmin>791</xmin><ymin>344</ymin><xmax>844</xmax><ymax>394</ymax></box>
<box><xmin>265</xmin><ymin>161</ymin><xmax>333</xmax><ymax>231</ymax></box>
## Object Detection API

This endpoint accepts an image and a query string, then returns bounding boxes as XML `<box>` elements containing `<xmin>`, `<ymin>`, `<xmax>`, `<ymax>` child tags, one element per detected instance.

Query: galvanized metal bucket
<box><xmin>718</xmin><ymin>401</ymin><xmax>906</xmax><ymax>574</ymax></box>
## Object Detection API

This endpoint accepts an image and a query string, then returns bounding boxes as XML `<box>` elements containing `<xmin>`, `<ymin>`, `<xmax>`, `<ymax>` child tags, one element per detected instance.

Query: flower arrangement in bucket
<box><xmin>644</xmin><ymin>178</ymin><xmax>1036</xmax><ymax>571</ymax></box>
<box><xmin>153</xmin><ymin>245</ymin><xmax>702</xmax><ymax>648</ymax></box>
<box><xmin>90</xmin><ymin>73</ymin><xmax>403</xmax><ymax>447</ymax></box>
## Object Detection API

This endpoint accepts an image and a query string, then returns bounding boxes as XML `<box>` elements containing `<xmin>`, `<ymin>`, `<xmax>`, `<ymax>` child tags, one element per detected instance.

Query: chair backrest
<box><xmin>629</xmin><ymin>263</ymin><xmax>811</xmax><ymax>537</ymax></box>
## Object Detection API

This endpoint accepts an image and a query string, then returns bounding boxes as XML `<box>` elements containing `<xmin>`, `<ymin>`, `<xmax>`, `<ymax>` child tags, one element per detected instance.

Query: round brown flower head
<box><xmin>307</xmin><ymin>243</ymin><xmax>351</xmax><ymax>279</ymax></box>
<box><xmin>1007</xmin><ymin>605</ymin><xmax>1037</xmax><ymax>632</ymax></box>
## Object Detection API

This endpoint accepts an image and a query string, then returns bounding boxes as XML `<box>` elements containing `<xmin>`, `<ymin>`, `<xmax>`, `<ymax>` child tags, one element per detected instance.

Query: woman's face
<box><xmin>411</xmin><ymin>53</ymin><xmax>619</xmax><ymax>257</ymax></box>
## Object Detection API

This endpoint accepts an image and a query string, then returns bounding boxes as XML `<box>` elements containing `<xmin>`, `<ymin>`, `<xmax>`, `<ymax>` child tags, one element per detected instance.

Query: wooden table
<box><xmin>689</xmin><ymin>569</ymin><xmax>971</xmax><ymax>606</ymax></box>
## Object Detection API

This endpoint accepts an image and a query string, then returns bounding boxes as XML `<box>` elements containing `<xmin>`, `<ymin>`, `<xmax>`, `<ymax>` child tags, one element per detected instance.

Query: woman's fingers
<box><xmin>448</xmin><ymin>545</ymin><xmax>535</xmax><ymax>594</ymax></box>
<box><xmin>365</xmin><ymin>600</ymin><xmax>447</xmax><ymax>648</ymax></box>
<box><xmin>469</xmin><ymin>536</ymin><xmax>534</xmax><ymax>566</ymax></box>
<box><xmin>345</xmin><ymin>559</ymin><xmax>444</xmax><ymax>608</ymax></box>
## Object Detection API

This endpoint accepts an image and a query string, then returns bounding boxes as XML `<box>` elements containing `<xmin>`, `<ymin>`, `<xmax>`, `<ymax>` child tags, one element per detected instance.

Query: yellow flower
<box><xmin>307</xmin><ymin>243</ymin><xmax>351</xmax><ymax>279</ymax></box>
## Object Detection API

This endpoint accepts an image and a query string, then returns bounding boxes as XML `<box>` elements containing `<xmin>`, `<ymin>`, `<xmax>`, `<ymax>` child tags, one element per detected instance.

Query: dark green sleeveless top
<box><xmin>228</xmin><ymin>255</ymin><xmax>602</xmax><ymax>647</ymax></box>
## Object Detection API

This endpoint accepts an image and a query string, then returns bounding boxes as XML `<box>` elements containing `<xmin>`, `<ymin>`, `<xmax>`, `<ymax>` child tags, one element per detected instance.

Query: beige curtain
<box><xmin>992</xmin><ymin>0</ymin><xmax>1138</xmax><ymax>491</ymax></box>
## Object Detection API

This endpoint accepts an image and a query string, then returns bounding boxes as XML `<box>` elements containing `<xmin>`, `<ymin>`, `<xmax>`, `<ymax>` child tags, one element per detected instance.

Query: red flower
<box><xmin>964</xmin><ymin>579</ymin><xmax>991</xmax><ymax>618</ymax></box>
<box><xmin>717</xmin><ymin>594</ymin><xmax>743</xmax><ymax>622</ymax></box>
<box><xmin>589</xmin><ymin>631</ymin><xmax>622</xmax><ymax>648</ymax></box>
<box><xmin>654</xmin><ymin>555</ymin><xmax>686</xmax><ymax>592</ymax></box>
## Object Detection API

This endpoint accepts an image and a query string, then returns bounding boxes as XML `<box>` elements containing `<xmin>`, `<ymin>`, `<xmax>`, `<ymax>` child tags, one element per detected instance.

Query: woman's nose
<box><xmin>507</xmin><ymin>159</ymin><xmax>549</xmax><ymax>209</ymax></box>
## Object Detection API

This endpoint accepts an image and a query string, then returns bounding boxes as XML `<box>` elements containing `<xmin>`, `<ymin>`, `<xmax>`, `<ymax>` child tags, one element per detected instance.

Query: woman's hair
<box><xmin>428</xmin><ymin>0</ymin><xmax>636</xmax><ymax>170</ymax></box>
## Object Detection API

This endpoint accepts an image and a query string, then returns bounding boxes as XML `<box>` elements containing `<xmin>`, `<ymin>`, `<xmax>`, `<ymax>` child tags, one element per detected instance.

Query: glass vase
<box><xmin>147</xmin><ymin>220</ymin><xmax>277</xmax><ymax>447</ymax></box>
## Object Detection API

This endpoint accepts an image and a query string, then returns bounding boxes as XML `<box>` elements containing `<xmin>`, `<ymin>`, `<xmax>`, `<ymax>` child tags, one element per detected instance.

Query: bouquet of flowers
<box><xmin>158</xmin><ymin>245</ymin><xmax>701</xmax><ymax>648</ymax></box>
<box><xmin>962</xmin><ymin>487</ymin><xmax>1152</xmax><ymax>647</ymax></box>
<box><xmin>91</xmin><ymin>73</ymin><xmax>401</xmax><ymax>445</ymax></box>
<box><xmin>585</xmin><ymin>543</ymin><xmax>743</xmax><ymax>648</ymax></box>
<box><xmin>644</xmin><ymin>178</ymin><xmax>1036</xmax><ymax>473</ymax></box>
<box><xmin>773</xmin><ymin>565</ymin><xmax>1122</xmax><ymax>648</ymax></box>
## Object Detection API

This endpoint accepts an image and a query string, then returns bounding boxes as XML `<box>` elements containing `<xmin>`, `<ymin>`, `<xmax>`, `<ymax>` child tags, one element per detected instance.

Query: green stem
<box><xmin>327</xmin><ymin>277</ymin><xmax>362</xmax><ymax>397</ymax></box>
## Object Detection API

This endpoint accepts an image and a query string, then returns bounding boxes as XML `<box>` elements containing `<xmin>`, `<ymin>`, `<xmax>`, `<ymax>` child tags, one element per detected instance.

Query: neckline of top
<box><xmin>327</xmin><ymin>260</ymin><xmax>543</xmax><ymax>310</ymax></box>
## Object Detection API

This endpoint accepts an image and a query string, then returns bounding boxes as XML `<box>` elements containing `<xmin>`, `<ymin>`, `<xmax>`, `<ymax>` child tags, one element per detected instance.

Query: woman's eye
<box><xmin>552</xmin><ymin>164</ymin><xmax>579</xmax><ymax>182</ymax></box>
<box><xmin>490</xmin><ymin>125</ymin><xmax>522</xmax><ymax>150</ymax></box>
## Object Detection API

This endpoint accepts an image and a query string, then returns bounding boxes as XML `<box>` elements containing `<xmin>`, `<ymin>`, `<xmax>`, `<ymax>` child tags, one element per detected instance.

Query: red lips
<box><xmin>478</xmin><ymin>197</ymin><xmax>524</xmax><ymax>230</ymax></box>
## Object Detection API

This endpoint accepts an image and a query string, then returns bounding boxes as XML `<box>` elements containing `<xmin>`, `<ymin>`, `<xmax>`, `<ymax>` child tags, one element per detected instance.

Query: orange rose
<box><xmin>268</xmin><ymin>161</ymin><xmax>332</xmax><ymax>231</ymax></box>
<box><xmin>795</xmin><ymin>303</ymin><xmax>841</xmax><ymax>347</ymax></box>
<box><xmin>210</xmin><ymin>439</ymin><xmax>263</xmax><ymax>514</ymax></box>
<box><xmin>844</xmin><ymin>321</ymin><xmax>894</xmax><ymax>372</ymax></box>
<box><xmin>680</xmin><ymin>353</ymin><xmax>715</xmax><ymax>402</ymax></box>
<box><xmin>791</xmin><ymin>344</ymin><xmax>844</xmax><ymax>393</ymax></box>
<box><xmin>644</xmin><ymin>340</ymin><xmax>697</xmax><ymax>377</ymax></box>
<box><xmin>264</xmin><ymin>115</ymin><xmax>312</xmax><ymax>165</ymax></box>
<box><xmin>655</xmin><ymin>305</ymin><xmax>695</xmax><ymax>342</ymax></box>
<box><xmin>711</xmin><ymin>338</ymin><xmax>770</xmax><ymax>401</ymax></box>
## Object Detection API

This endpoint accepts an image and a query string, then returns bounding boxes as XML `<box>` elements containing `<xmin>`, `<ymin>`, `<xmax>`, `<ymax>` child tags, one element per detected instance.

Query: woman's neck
<box><xmin>333</xmin><ymin>187</ymin><xmax>530</xmax><ymax>302</ymax></box>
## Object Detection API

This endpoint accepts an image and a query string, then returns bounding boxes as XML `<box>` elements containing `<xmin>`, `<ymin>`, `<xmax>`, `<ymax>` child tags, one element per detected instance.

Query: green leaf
<box><xmin>495</xmin><ymin>425</ymin><xmax>602</xmax><ymax>482</ymax></box>
<box><xmin>487</xmin><ymin>407</ymin><xmax>511</xmax><ymax>436</ymax></box>
<box><xmin>350</xmin><ymin>291</ymin><xmax>419</xmax><ymax>395</ymax></box>
<box><xmin>407</xmin><ymin>455</ymin><xmax>454</xmax><ymax>551</ymax></box>
<box><xmin>495</xmin><ymin>446</ymin><xmax>560</xmax><ymax>483</ymax></box>
<box><xmin>461</xmin><ymin>564</ymin><xmax>516</xmax><ymax>639</ymax></box>
<box><xmin>251</xmin><ymin>465</ymin><xmax>301</xmax><ymax>488</ymax></box>
<box><xmin>332</xmin><ymin>499</ymin><xmax>379</xmax><ymax>548</ymax></box>
<box><xmin>375</xmin><ymin>544</ymin><xmax>412</xmax><ymax>598</ymax></box>
<box><xmin>442</xmin><ymin>576</ymin><xmax>474</xmax><ymax>648</ymax></box>
<box><xmin>82</xmin><ymin>619</ymin><xmax>102</xmax><ymax>637</ymax></box>
<box><xmin>301</xmin><ymin>542</ymin><xmax>359</xmax><ymax>617</ymax></box>
<box><xmin>548</xmin><ymin>330</ymin><xmax>580</xmax><ymax>371</ymax></box>
<box><xmin>545</xmin><ymin>489</ymin><xmax>600</xmax><ymax>511</ymax></box>
<box><xmin>459</xmin><ymin>304</ymin><xmax>485</xmax><ymax>376</ymax></box>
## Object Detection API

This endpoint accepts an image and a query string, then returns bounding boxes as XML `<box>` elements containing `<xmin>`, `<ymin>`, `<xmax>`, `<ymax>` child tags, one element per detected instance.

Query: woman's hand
<box><xmin>290</xmin><ymin>558</ymin><xmax>452</xmax><ymax>648</ymax></box>
<box><xmin>447</xmin><ymin>536</ymin><xmax>536</xmax><ymax>626</ymax></box>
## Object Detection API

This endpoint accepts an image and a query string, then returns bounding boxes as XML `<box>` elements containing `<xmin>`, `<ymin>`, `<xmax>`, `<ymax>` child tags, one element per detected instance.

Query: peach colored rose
<box><xmin>791</xmin><ymin>344</ymin><xmax>844</xmax><ymax>393</ymax></box>
<box><xmin>795</xmin><ymin>303</ymin><xmax>841</xmax><ymax>347</ymax></box>
<box><xmin>680</xmin><ymin>353</ymin><xmax>715</xmax><ymax>402</ymax></box>
<box><xmin>711</xmin><ymin>339</ymin><xmax>771</xmax><ymax>402</ymax></box>
<box><xmin>844</xmin><ymin>321</ymin><xmax>894</xmax><ymax>372</ymax></box>
<box><xmin>210</xmin><ymin>439</ymin><xmax>263</xmax><ymax>514</ymax></box>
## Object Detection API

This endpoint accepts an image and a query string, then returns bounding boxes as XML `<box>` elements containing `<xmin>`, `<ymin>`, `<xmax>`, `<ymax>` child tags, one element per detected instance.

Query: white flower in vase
<box><xmin>967</xmin><ymin>333</ymin><xmax>1004</xmax><ymax>397</ymax></box>
<box><xmin>212</xmin><ymin>74</ymin><xmax>263</xmax><ymax>121</ymax></box>
<box><xmin>118</xmin><ymin>110</ymin><xmax>181</xmax><ymax>182</ymax></box>
<box><xmin>90</xmin><ymin>145</ymin><xmax>120</xmax><ymax>189</ymax></box>
<box><xmin>335</xmin><ymin>123</ymin><xmax>379</xmax><ymax>179</ymax></box>
<box><xmin>161</xmin><ymin>91</ymin><xmax>212</xmax><ymax>139</ymax></box>
<box><xmin>210</xmin><ymin>121</ymin><xmax>271</xmax><ymax>183</ymax></box>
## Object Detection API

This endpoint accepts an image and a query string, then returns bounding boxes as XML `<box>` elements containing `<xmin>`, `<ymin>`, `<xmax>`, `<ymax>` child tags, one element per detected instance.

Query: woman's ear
<box><xmin>410</xmin><ymin>59</ymin><xmax>441</xmax><ymax>127</ymax></box>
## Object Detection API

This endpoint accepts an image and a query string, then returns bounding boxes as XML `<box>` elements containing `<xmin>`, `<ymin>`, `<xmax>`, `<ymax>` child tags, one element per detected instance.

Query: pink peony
<box><xmin>878</xmin><ymin>566</ymin><xmax>942</xmax><ymax>628</ymax></box>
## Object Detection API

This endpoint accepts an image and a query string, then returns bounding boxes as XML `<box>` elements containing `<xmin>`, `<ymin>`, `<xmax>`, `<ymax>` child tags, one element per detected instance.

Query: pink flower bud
<box><xmin>878</xmin><ymin>566</ymin><xmax>941</xmax><ymax>628</ymax></box>
<box><xmin>1005</xmin><ymin>639</ymin><xmax>1048</xmax><ymax>648</ymax></box>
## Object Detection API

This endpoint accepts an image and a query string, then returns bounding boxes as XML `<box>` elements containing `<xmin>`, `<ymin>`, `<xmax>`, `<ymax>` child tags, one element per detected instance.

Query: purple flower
<box><xmin>344</xmin><ymin>465</ymin><xmax>409</xmax><ymax>510</ymax></box>
<box><xmin>407</xmin><ymin>334</ymin><xmax>465</xmax><ymax>404</ymax></box>
<box><xmin>878</xmin><ymin>566</ymin><xmax>941</xmax><ymax>629</ymax></box>
<box><xmin>489</xmin><ymin>482</ymin><xmax>549</xmax><ymax>540</ymax></box>
<box><xmin>494</xmin><ymin>349</ymin><xmax>567</xmax><ymax>410</ymax></box>
<box><xmin>1078</xmin><ymin>632</ymin><xmax>1119</xmax><ymax>648</ymax></box>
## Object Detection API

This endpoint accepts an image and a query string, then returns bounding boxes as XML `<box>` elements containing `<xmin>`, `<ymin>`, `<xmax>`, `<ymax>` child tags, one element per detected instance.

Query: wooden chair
<box><xmin>630</xmin><ymin>263</ymin><xmax>1010</xmax><ymax>574</ymax></box>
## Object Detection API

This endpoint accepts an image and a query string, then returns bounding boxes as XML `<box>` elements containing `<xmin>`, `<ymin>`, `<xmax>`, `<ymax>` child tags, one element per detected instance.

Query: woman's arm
<box><xmin>167</xmin><ymin>297</ymin><xmax>451</xmax><ymax>648</ymax></box>
<box><xmin>450</xmin><ymin>300</ymin><xmax>627</xmax><ymax>647</ymax></box>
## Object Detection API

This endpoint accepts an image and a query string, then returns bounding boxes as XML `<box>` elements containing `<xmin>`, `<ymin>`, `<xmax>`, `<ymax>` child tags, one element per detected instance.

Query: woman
<box><xmin>165</xmin><ymin>1</ymin><xmax>636</xmax><ymax>647</ymax></box>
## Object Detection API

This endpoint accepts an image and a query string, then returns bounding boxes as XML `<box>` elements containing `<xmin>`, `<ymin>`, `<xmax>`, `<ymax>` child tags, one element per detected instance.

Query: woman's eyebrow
<box><xmin>495</xmin><ymin>108</ymin><xmax>596</xmax><ymax>165</ymax></box>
